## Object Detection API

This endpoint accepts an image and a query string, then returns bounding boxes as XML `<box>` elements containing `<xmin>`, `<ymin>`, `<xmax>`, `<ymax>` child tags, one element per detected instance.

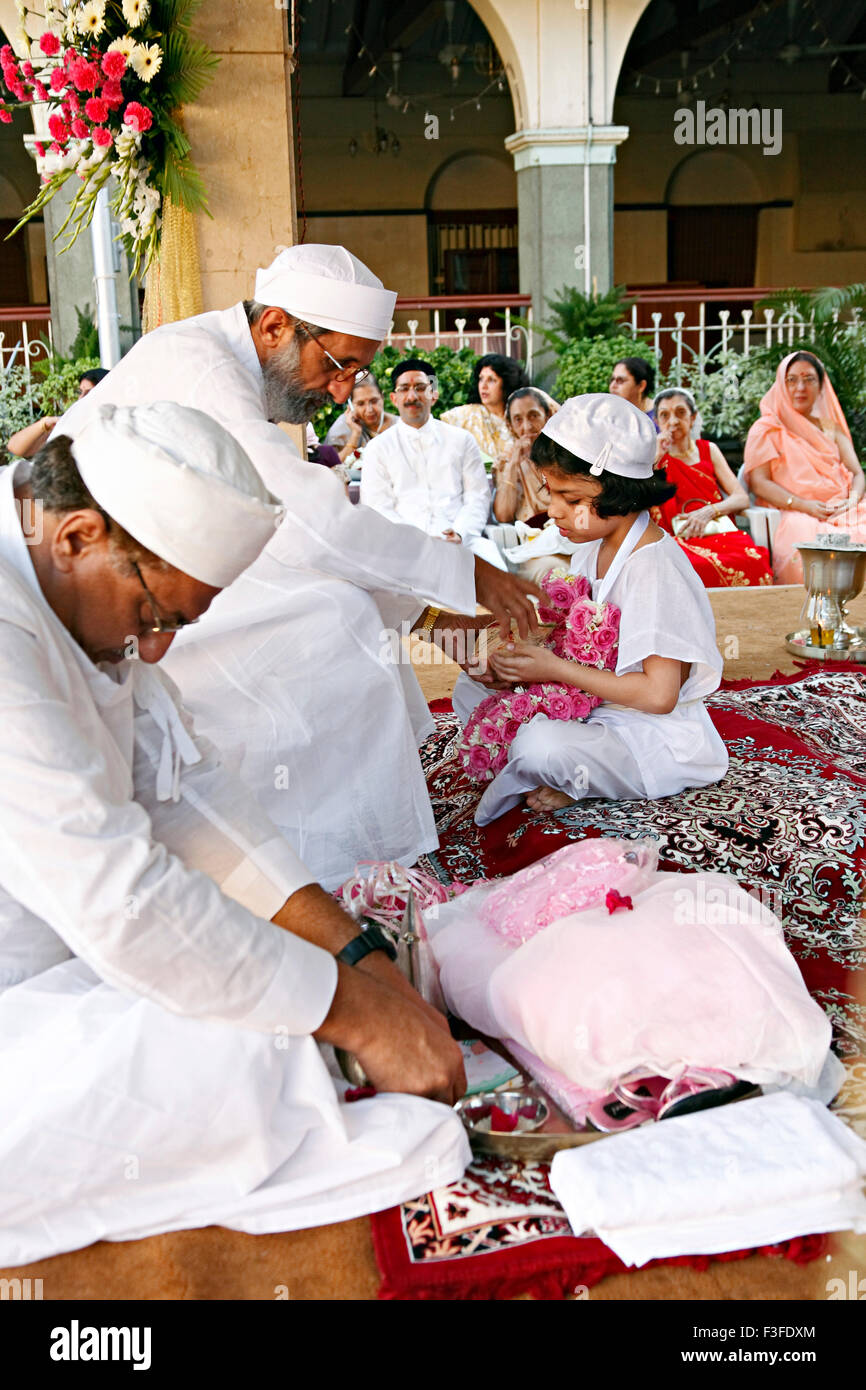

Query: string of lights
<box><xmin>625</xmin><ymin>0</ymin><xmax>866</xmax><ymax>101</ymax></box>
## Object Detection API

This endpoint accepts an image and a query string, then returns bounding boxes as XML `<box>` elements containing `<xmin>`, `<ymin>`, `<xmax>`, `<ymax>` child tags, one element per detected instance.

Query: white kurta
<box><xmin>0</xmin><ymin>464</ymin><xmax>469</xmax><ymax>1266</ymax></box>
<box><xmin>454</xmin><ymin>525</ymin><xmax>728</xmax><ymax>822</ymax></box>
<box><xmin>360</xmin><ymin>416</ymin><xmax>491</xmax><ymax>540</ymax></box>
<box><xmin>52</xmin><ymin>304</ymin><xmax>477</xmax><ymax>888</ymax></box>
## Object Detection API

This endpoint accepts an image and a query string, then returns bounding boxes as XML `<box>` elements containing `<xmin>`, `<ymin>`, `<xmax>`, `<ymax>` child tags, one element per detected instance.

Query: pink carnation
<box><xmin>123</xmin><ymin>100</ymin><xmax>153</xmax><ymax>133</ymax></box>
<box><xmin>101</xmin><ymin>79</ymin><xmax>124</xmax><ymax>107</ymax></box>
<box><xmin>34</xmin><ymin>81</ymin><xmax>48</xmax><ymax>101</ymax></box>
<box><xmin>71</xmin><ymin>117</ymin><xmax>88</xmax><ymax>138</ymax></box>
<box><xmin>101</xmin><ymin>50</ymin><xmax>126</xmax><ymax>80</ymax></box>
<box><xmin>84</xmin><ymin>96</ymin><xmax>107</xmax><ymax>122</ymax></box>
<box><xmin>70</xmin><ymin>58</ymin><xmax>100</xmax><ymax>92</ymax></box>
<box><xmin>39</xmin><ymin>32</ymin><xmax>61</xmax><ymax>57</ymax></box>
<box><xmin>49</xmin><ymin>67</ymin><xmax>67</xmax><ymax>93</ymax></box>
<box><xmin>92</xmin><ymin>125</ymin><xmax>112</xmax><ymax>147</ymax></box>
<box><xmin>22</xmin><ymin>61</ymin><xmax>34</xmax><ymax>79</ymax></box>
<box><xmin>0</xmin><ymin>108</ymin><xmax>12</xmax><ymax>124</ymax></box>
<box><xmin>47</xmin><ymin>112</ymin><xmax>69</xmax><ymax>141</ymax></box>
<box><xmin>34</xmin><ymin>140</ymin><xmax>45</xmax><ymax>157</ymax></box>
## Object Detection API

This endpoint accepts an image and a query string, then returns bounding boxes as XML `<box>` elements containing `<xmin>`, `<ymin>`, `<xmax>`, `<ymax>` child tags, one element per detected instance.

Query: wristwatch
<box><xmin>336</xmin><ymin>923</ymin><xmax>398</xmax><ymax>966</ymax></box>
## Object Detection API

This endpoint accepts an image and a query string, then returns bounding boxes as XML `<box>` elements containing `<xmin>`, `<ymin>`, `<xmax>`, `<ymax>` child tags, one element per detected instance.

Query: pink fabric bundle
<box><xmin>481</xmin><ymin>838</ymin><xmax>659</xmax><ymax>946</ymax></box>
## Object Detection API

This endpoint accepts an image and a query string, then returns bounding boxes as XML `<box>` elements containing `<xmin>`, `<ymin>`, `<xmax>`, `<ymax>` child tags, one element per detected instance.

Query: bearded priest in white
<box><xmin>53</xmin><ymin>245</ymin><xmax>539</xmax><ymax>889</ymax></box>
<box><xmin>0</xmin><ymin>402</ymin><xmax>468</xmax><ymax>1268</ymax></box>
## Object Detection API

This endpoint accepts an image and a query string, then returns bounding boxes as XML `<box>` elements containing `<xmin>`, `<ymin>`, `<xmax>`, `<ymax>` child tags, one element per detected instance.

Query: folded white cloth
<box><xmin>549</xmin><ymin>1092</ymin><xmax>866</xmax><ymax>1267</ymax></box>
<box><xmin>503</xmin><ymin>520</ymin><xmax>581</xmax><ymax>562</ymax></box>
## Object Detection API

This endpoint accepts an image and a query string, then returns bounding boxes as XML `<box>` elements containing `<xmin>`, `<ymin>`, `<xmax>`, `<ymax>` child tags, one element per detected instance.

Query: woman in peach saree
<box><xmin>743</xmin><ymin>351</ymin><xmax>866</xmax><ymax>583</ymax></box>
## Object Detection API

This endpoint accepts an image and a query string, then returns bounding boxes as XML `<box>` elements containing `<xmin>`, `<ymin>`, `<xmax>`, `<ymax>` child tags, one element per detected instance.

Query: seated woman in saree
<box><xmin>743</xmin><ymin>351</ymin><xmax>866</xmax><ymax>584</ymax></box>
<box><xmin>440</xmin><ymin>353</ymin><xmax>527</xmax><ymax>464</ymax></box>
<box><xmin>653</xmin><ymin>387</ymin><xmax>773</xmax><ymax>588</ymax></box>
<box><xmin>491</xmin><ymin>387</ymin><xmax>557</xmax><ymax>525</ymax></box>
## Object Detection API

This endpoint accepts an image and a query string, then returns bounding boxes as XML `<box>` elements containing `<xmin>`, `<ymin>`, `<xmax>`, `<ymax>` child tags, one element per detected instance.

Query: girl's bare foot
<box><xmin>525</xmin><ymin>785</ymin><xmax>575</xmax><ymax>812</ymax></box>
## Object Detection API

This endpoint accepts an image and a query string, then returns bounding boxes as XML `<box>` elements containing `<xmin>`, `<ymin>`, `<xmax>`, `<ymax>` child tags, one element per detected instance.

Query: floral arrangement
<box><xmin>0</xmin><ymin>0</ymin><xmax>218</xmax><ymax>275</ymax></box>
<box><xmin>459</xmin><ymin>567</ymin><xmax>621</xmax><ymax>783</ymax></box>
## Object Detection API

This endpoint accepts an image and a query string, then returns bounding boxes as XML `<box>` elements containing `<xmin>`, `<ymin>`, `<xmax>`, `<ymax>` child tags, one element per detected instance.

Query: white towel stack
<box><xmin>549</xmin><ymin>1092</ymin><xmax>866</xmax><ymax>1267</ymax></box>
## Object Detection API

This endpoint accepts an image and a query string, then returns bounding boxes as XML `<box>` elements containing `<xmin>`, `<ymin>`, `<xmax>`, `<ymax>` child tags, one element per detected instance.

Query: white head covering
<box><xmin>71</xmin><ymin>402</ymin><xmax>283</xmax><ymax>588</ymax></box>
<box><xmin>541</xmin><ymin>393</ymin><xmax>658</xmax><ymax>479</ymax></box>
<box><xmin>254</xmin><ymin>243</ymin><xmax>397</xmax><ymax>341</ymax></box>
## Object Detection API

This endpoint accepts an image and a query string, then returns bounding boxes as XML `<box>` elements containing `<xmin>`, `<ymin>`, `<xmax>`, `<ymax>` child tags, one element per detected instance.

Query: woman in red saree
<box><xmin>743</xmin><ymin>351</ymin><xmax>866</xmax><ymax>584</ymax></box>
<box><xmin>652</xmin><ymin>388</ymin><xmax>773</xmax><ymax>588</ymax></box>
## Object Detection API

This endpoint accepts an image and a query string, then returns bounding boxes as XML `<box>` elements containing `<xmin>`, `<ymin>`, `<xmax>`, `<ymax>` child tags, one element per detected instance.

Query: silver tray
<box><xmin>785</xmin><ymin>628</ymin><xmax>866</xmax><ymax>664</ymax></box>
<box><xmin>455</xmin><ymin>1089</ymin><xmax>604</xmax><ymax>1161</ymax></box>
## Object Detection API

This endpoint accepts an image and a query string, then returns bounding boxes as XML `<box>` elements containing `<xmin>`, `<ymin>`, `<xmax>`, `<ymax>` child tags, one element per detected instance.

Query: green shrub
<box><xmin>312</xmin><ymin>343</ymin><xmax>480</xmax><ymax>440</ymax></box>
<box><xmin>1</xmin><ymin>354</ymin><xmax>100</xmax><ymax>461</ymax></box>
<box><xmin>554</xmin><ymin>334</ymin><xmax>657</xmax><ymax>400</ymax></box>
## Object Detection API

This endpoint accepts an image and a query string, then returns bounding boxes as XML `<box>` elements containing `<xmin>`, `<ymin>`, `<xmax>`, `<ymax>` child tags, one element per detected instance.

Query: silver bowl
<box><xmin>796</xmin><ymin>539</ymin><xmax>866</xmax><ymax>606</ymax></box>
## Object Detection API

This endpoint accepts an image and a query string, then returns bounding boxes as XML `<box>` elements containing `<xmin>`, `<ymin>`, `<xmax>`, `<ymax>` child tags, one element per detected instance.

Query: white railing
<box><xmin>625</xmin><ymin>297</ymin><xmax>862</xmax><ymax>380</ymax></box>
<box><xmin>386</xmin><ymin>298</ymin><xmax>534</xmax><ymax>375</ymax></box>
<box><xmin>1</xmin><ymin>313</ymin><xmax>53</xmax><ymax>417</ymax></box>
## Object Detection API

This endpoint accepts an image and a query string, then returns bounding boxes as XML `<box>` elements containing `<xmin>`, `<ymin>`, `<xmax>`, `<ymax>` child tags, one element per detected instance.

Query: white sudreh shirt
<box><xmin>0</xmin><ymin>462</ymin><xmax>469</xmax><ymax>1265</ymax></box>
<box><xmin>52</xmin><ymin>303</ymin><xmax>478</xmax><ymax>888</ymax></box>
<box><xmin>567</xmin><ymin>524</ymin><xmax>728</xmax><ymax>799</ymax></box>
<box><xmin>360</xmin><ymin>415</ymin><xmax>492</xmax><ymax>541</ymax></box>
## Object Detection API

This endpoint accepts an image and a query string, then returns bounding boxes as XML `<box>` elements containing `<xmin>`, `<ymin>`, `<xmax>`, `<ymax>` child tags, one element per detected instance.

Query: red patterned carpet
<box><xmin>371</xmin><ymin>667</ymin><xmax>866</xmax><ymax>1299</ymax></box>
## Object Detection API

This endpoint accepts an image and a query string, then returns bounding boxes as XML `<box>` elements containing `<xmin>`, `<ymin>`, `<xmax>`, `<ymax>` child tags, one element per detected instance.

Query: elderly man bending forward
<box><xmin>0</xmin><ymin>402</ymin><xmax>467</xmax><ymax>1268</ymax></box>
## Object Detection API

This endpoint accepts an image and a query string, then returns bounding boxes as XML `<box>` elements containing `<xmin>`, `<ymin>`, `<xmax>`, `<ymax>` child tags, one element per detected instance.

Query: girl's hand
<box><xmin>490</xmin><ymin>641</ymin><xmax>564</xmax><ymax>684</ymax></box>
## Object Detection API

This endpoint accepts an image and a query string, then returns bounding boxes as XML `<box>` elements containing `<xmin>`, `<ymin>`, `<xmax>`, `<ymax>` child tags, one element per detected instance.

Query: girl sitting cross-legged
<box><xmin>453</xmin><ymin>393</ymin><xmax>729</xmax><ymax>824</ymax></box>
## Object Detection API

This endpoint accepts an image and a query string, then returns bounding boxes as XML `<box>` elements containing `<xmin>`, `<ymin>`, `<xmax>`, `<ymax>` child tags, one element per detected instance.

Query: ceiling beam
<box><xmin>342</xmin><ymin>0</ymin><xmax>441</xmax><ymax>96</ymax></box>
<box><xmin>628</xmin><ymin>0</ymin><xmax>785</xmax><ymax>72</ymax></box>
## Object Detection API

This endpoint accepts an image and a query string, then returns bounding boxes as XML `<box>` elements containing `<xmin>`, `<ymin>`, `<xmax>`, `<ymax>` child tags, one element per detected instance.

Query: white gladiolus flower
<box><xmin>130</xmin><ymin>42</ymin><xmax>162</xmax><ymax>83</ymax></box>
<box><xmin>121</xmin><ymin>0</ymin><xmax>150</xmax><ymax>29</ymax></box>
<box><xmin>76</xmin><ymin>1</ymin><xmax>106</xmax><ymax>39</ymax></box>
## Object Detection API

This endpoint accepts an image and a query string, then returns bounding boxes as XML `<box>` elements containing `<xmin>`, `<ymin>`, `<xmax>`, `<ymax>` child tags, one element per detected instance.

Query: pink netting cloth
<box><xmin>481</xmin><ymin>838</ymin><xmax>660</xmax><ymax>946</ymax></box>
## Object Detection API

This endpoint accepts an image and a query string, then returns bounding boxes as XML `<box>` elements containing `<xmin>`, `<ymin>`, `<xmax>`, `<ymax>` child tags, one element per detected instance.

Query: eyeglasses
<box><xmin>393</xmin><ymin>382</ymin><xmax>435</xmax><ymax>395</ymax></box>
<box><xmin>785</xmin><ymin>374</ymin><xmax>819</xmax><ymax>387</ymax></box>
<box><xmin>298</xmin><ymin>322</ymin><xmax>371</xmax><ymax>385</ymax></box>
<box><xmin>132</xmin><ymin>561</ymin><xmax>198</xmax><ymax>635</ymax></box>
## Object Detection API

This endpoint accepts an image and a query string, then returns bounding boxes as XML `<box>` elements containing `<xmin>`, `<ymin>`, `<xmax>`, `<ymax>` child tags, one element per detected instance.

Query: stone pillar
<box><xmin>505</xmin><ymin>126</ymin><xmax>629</xmax><ymax>321</ymax></box>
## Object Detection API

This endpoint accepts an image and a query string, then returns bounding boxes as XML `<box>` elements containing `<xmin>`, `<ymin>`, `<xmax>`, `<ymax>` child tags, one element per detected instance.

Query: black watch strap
<box><xmin>336</xmin><ymin>924</ymin><xmax>397</xmax><ymax>966</ymax></box>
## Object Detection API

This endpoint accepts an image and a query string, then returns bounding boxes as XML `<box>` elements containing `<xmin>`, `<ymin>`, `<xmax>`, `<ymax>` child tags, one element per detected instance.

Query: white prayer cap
<box><xmin>71</xmin><ymin>402</ymin><xmax>283</xmax><ymax>587</ymax></box>
<box><xmin>541</xmin><ymin>393</ymin><xmax>658</xmax><ymax>480</ymax></box>
<box><xmin>254</xmin><ymin>243</ymin><xmax>397</xmax><ymax>341</ymax></box>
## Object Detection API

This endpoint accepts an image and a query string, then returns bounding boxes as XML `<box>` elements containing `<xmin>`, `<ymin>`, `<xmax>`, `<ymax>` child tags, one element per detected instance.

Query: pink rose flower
<box><xmin>479</xmin><ymin>719</ymin><xmax>502</xmax><ymax>746</ymax></box>
<box><xmin>502</xmin><ymin>718</ymin><xmax>521</xmax><ymax>742</ymax></box>
<box><xmin>570</xmin><ymin>691</ymin><xmax>592</xmax><ymax>718</ymax></box>
<box><xmin>544</xmin><ymin>690</ymin><xmax>574</xmax><ymax>721</ymax></box>
<box><xmin>543</xmin><ymin>577</ymin><xmax>574</xmax><ymax>608</ymax></box>
<box><xmin>39</xmin><ymin>32</ymin><xmax>61</xmax><ymax>57</ymax></box>
<box><xmin>101</xmin><ymin>51</ymin><xmax>127</xmax><ymax>80</ymax></box>
<box><xmin>123</xmin><ymin>101</ymin><xmax>153</xmax><ymax>134</ymax></box>
<box><xmin>84</xmin><ymin>96</ymin><xmax>107</xmax><ymax>122</ymax></box>
<box><xmin>467</xmin><ymin>745</ymin><xmax>493</xmax><ymax>779</ymax></box>
<box><xmin>508</xmin><ymin>691</ymin><xmax>537</xmax><ymax>721</ymax></box>
<box><xmin>490</xmin><ymin>746</ymin><xmax>509</xmax><ymax>774</ymax></box>
<box><xmin>92</xmin><ymin>125</ymin><xmax>112</xmax><ymax>147</ymax></box>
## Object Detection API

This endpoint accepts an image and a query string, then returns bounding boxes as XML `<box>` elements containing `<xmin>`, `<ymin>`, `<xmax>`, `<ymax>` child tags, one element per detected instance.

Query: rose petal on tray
<box><xmin>489</xmin><ymin>1104</ymin><xmax>520</xmax><ymax>1133</ymax></box>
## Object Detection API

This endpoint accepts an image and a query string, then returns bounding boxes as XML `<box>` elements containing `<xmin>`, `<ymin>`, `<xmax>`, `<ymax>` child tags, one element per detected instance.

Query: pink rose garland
<box><xmin>459</xmin><ymin>568</ymin><xmax>621</xmax><ymax>783</ymax></box>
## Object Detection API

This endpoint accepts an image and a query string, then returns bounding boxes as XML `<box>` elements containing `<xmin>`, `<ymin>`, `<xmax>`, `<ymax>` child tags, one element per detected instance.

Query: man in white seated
<box><xmin>361</xmin><ymin>359</ymin><xmax>507</xmax><ymax>569</ymax></box>
<box><xmin>0</xmin><ymin>401</ymin><xmax>467</xmax><ymax>1268</ymax></box>
<box><xmin>53</xmin><ymin>245</ymin><xmax>535</xmax><ymax>890</ymax></box>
